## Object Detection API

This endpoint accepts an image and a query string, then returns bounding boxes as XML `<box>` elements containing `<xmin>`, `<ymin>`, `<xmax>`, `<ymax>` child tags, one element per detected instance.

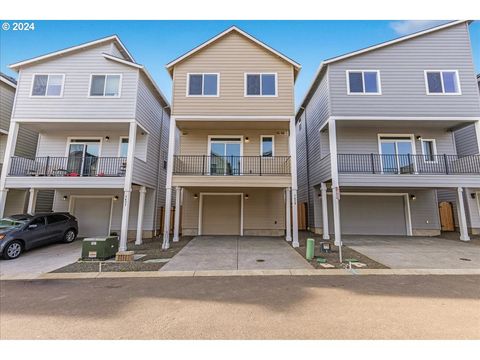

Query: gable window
<box><xmin>425</xmin><ymin>70</ymin><xmax>461</xmax><ymax>95</ymax></box>
<box><xmin>31</xmin><ymin>74</ymin><xmax>65</xmax><ymax>97</ymax></box>
<box><xmin>187</xmin><ymin>73</ymin><xmax>219</xmax><ymax>96</ymax></box>
<box><xmin>261</xmin><ymin>136</ymin><xmax>274</xmax><ymax>157</ymax></box>
<box><xmin>90</xmin><ymin>74</ymin><xmax>121</xmax><ymax>97</ymax></box>
<box><xmin>119</xmin><ymin>137</ymin><xmax>129</xmax><ymax>158</ymax></box>
<box><xmin>245</xmin><ymin>73</ymin><xmax>277</xmax><ymax>96</ymax></box>
<box><xmin>421</xmin><ymin>139</ymin><xmax>437</xmax><ymax>162</ymax></box>
<box><xmin>347</xmin><ymin>70</ymin><xmax>381</xmax><ymax>94</ymax></box>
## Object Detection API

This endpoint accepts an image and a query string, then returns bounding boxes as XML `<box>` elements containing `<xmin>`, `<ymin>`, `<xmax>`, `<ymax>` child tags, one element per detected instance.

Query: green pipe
<box><xmin>306</xmin><ymin>238</ymin><xmax>315</xmax><ymax>260</ymax></box>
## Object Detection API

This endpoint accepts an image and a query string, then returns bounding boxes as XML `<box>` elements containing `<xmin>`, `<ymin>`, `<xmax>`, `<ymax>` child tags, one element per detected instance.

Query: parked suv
<box><xmin>0</xmin><ymin>213</ymin><xmax>78</xmax><ymax>260</ymax></box>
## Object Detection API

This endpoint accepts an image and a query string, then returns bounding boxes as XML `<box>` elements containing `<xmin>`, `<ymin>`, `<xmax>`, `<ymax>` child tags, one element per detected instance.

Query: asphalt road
<box><xmin>1</xmin><ymin>275</ymin><xmax>479</xmax><ymax>339</ymax></box>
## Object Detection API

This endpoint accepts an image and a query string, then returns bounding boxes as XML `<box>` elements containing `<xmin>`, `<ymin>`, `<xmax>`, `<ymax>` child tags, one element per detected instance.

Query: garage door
<box><xmin>73</xmin><ymin>197</ymin><xmax>111</xmax><ymax>237</ymax></box>
<box><xmin>201</xmin><ymin>195</ymin><xmax>241</xmax><ymax>235</ymax></box>
<box><xmin>330</xmin><ymin>195</ymin><xmax>407</xmax><ymax>235</ymax></box>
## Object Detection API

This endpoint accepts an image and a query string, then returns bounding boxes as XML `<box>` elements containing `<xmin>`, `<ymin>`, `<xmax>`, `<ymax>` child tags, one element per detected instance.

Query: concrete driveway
<box><xmin>344</xmin><ymin>235</ymin><xmax>480</xmax><ymax>269</ymax></box>
<box><xmin>161</xmin><ymin>236</ymin><xmax>311</xmax><ymax>271</ymax></box>
<box><xmin>0</xmin><ymin>240</ymin><xmax>82</xmax><ymax>278</ymax></box>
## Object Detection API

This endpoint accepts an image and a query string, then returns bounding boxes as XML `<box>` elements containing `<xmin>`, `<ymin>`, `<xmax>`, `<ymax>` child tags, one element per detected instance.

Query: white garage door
<box><xmin>329</xmin><ymin>195</ymin><xmax>407</xmax><ymax>236</ymax></box>
<box><xmin>73</xmin><ymin>197</ymin><xmax>111</xmax><ymax>237</ymax></box>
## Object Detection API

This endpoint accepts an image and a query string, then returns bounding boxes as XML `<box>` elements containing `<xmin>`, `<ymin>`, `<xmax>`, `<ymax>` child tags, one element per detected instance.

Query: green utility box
<box><xmin>81</xmin><ymin>236</ymin><xmax>119</xmax><ymax>260</ymax></box>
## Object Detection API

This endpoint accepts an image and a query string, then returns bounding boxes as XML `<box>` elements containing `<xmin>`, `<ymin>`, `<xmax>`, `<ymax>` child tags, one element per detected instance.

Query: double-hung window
<box><xmin>245</xmin><ymin>73</ymin><xmax>277</xmax><ymax>96</ymax></box>
<box><xmin>347</xmin><ymin>70</ymin><xmax>381</xmax><ymax>94</ymax></box>
<box><xmin>421</xmin><ymin>139</ymin><xmax>437</xmax><ymax>162</ymax></box>
<box><xmin>187</xmin><ymin>73</ymin><xmax>219</xmax><ymax>96</ymax></box>
<box><xmin>425</xmin><ymin>70</ymin><xmax>461</xmax><ymax>95</ymax></box>
<box><xmin>90</xmin><ymin>74</ymin><xmax>121</xmax><ymax>97</ymax></box>
<box><xmin>31</xmin><ymin>74</ymin><xmax>65</xmax><ymax>97</ymax></box>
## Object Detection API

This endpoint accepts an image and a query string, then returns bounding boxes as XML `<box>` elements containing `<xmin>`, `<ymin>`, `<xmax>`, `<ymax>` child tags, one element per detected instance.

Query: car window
<box><xmin>47</xmin><ymin>214</ymin><xmax>69</xmax><ymax>224</ymax></box>
<box><xmin>30</xmin><ymin>217</ymin><xmax>46</xmax><ymax>226</ymax></box>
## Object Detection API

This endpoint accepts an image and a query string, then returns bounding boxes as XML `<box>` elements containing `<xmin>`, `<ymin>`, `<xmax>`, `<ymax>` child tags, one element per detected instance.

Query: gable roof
<box><xmin>0</xmin><ymin>72</ymin><xmax>17</xmax><ymax>88</ymax></box>
<box><xmin>296</xmin><ymin>20</ymin><xmax>471</xmax><ymax>120</ymax></box>
<box><xmin>9</xmin><ymin>35</ymin><xmax>135</xmax><ymax>70</ymax></box>
<box><xmin>165</xmin><ymin>26</ymin><xmax>301</xmax><ymax>78</ymax></box>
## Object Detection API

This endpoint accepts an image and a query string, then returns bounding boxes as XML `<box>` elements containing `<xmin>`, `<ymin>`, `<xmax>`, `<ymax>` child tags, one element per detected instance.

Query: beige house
<box><xmin>162</xmin><ymin>26</ymin><xmax>301</xmax><ymax>249</ymax></box>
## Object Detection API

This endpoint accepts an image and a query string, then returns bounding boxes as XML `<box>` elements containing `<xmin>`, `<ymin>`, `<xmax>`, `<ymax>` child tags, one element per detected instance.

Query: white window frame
<box><xmin>377</xmin><ymin>134</ymin><xmax>417</xmax><ymax>174</ymax></box>
<box><xmin>88</xmin><ymin>74</ymin><xmax>122</xmax><ymax>98</ymax></box>
<box><xmin>420</xmin><ymin>138</ymin><xmax>438</xmax><ymax>163</ymax></box>
<box><xmin>424</xmin><ymin>70</ymin><xmax>462</xmax><ymax>95</ymax></box>
<box><xmin>207</xmin><ymin>135</ymin><xmax>244</xmax><ymax>176</ymax></box>
<box><xmin>30</xmin><ymin>73</ymin><xmax>65</xmax><ymax>98</ymax></box>
<box><xmin>186</xmin><ymin>73</ymin><xmax>220</xmax><ymax>97</ymax></box>
<box><xmin>260</xmin><ymin>135</ymin><xmax>275</xmax><ymax>157</ymax></box>
<box><xmin>118</xmin><ymin>136</ymin><xmax>129</xmax><ymax>158</ymax></box>
<box><xmin>65</xmin><ymin>137</ymin><xmax>103</xmax><ymax>157</ymax></box>
<box><xmin>346</xmin><ymin>70</ymin><xmax>382</xmax><ymax>95</ymax></box>
<box><xmin>244</xmin><ymin>73</ymin><xmax>278</xmax><ymax>97</ymax></box>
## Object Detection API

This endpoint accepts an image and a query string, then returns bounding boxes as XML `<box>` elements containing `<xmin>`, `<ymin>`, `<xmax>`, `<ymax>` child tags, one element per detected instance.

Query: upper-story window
<box><xmin>347</xmin><ymin>70</ymin><xmax>381</xmax><ymax>94</ymax></box>
<box><xmin>245</xmin><ymin>73</ymin><xmax>277</xmax><ymax>96</ymax></box>
<box><xmin>424</xmin><ymin>70</ymin><xmax>461</xmax><ymax>95</ymax></box>
<box><xmin>31</xmin><ymin>74</ymin><xmax>65</xmax><ymax>97</ymax></box>
<box><xmin>261</xmin><ymin>136</ymin><xmax>274</xmax><ymax>157</ymax></box>
<box><xmin>187</xmin><ymin>73</ymin><xmax>219</xmax><ymax>96</ymax></box>
<box><xmin>119</xmin><ymin>137</ymin><xmax>129</xmax><ymax>158</ymax></box>
<box><xmin>89</xmin><ymin>74</ymin><xmax>121</xmax><ymax>97</ymax></box>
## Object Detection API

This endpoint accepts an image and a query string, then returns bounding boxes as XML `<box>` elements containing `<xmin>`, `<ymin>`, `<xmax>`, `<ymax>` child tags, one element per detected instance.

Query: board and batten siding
<box><xmin>13</xmin><ymin>43</ymin><xmax>138</xmax><ymax>119</ymax></box>
<box><xmin>454</xmin><ymin>124</ymin><xmax>479</xmax><ymax>155</ymax></box>
<box><xmin>172</xmin><ymin>31</ymin><xmax>295</xmax><ymax>116</ymax></box>
<box><xmin>328</xmin><ymin>23</ymin><xmax>480</xmax><ymax>117</ymax></box>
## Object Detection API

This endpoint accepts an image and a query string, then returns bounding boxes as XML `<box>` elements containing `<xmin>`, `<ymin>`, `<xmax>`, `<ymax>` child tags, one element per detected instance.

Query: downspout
<box><xmin>153</xmin><ymin>105</ymin><xmax>169</xmax><ymax>236</ymax></box>
<box><xmin>300</xmin><ymin>106</ymin><xmax>311</xmax><ymax>230</ymax></box>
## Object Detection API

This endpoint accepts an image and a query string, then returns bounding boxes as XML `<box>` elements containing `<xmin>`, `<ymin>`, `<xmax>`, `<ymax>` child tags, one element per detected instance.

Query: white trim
<box><xmin>186</xmin><ymin>73</ymin><xmax>220</xmax><ymax>97</ymax></box>
<box><xmin>346</xmin><ymin>70</ymin><xmax>382</xmax><ymax>95</ymax></box>
<box><xmin>244</xmin><ymin>73</ymin><xmax>278</xmax><ymax>97</ymax></box>
<box><xmin>29</xmin><ymin>73</ymin><xmax>65</xmax><ymax>98</ymax></box>
<box><xmin>260</xmin><ymin>135</ymin><xmax>275</xmax><ymax>157</ymax></box>
<box><xmin>175</xmin><ymin>115</ymin><xmax>291</xmax><ymax>121</ymax></box>
<box><xmin>65</xmin><ymin>137</ymin><xmax>103</xmax><ymax>157</ymax></box>
<box><xmin>102</xmin><ymin>53</ymin><xmax>143</xmax><ymax>69</ymax></box>
<box><xmin>475</xmin><ymin>121</ymin><xmax>480</xmax><ymax>154</ymax></box>
<box><xmin>118</xmin><ymin>136</ymin><xmax>129</xmax><ymax>157</ymax></box>
<box><xmin>0</xmin><ymin>75</ymin><xmax>16</xmax><ymax>88</ymax></box>
<box><xmin>14</xmin><ymin>118</ymin><xmax>135</xmax><ymax>123</ymax></box>
<box><xmin>420</xmin><ymin>138</ymin><xmax>438</xmax><ymax>163</ymax></box>
<box><xmin>424</xmin><ymin>70</ymin><xmax>462</xmax><ymax>95</ymax></box>
<box><xmin>476</xmin><ymin>191</ymin><xmax>480</xmax><ymax>217</ymax></box>
<box><xmin>207</xmin><ymin>135</ymin><xmax>243</xmax><ymax>176</ymax></box>
<box><xmin>68</xmin><ymin>195</ymin><xmax>115</xmax><ymax>237</ymax></box>
<box><xmin>88</xmin><ymin>74</ymin><xmax>122</xmax><ymax>98</ymax></box>
<box><xmin>378</xmin><ymin>134</ymin><xmax>417</xmax><ymax>174</ymax></box>
<box><xmin>330</xmin><ymin>115</ymin><xmax>480</xmax><ymax>121</ymax></box>
<box><xmin>166</xmin><ymin>26</ymin><xmax>301</xmax><ymax>71</ymax></box>
<box><xmin>10</xmin><ymin>35</ymin><xmax>135</xmax><ymax>70</ymax></box>
<box><xmin>0</xmin><ymin>129</ymin><xmax>8</xmax><ymax>135</ymax></box>
<box><xmin>198</xmin><ymin>192</ymin><xmax>244</xmax><ymax>236</ymax></box>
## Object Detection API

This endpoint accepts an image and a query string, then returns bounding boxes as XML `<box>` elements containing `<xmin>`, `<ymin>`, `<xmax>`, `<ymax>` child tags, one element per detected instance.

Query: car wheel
<box><xmin>3</xmin><ymin>240</ymin><xmax>23</xmax><ymax>260</ymax></box>
<box><xmin>63</xmin><ymin>229</ymin><xmax>77</xmax><ymax>243</ymax></box>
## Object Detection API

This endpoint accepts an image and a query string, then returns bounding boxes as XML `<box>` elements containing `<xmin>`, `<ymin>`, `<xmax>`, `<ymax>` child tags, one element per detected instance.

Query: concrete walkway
<box><xmin>160</xmin><ymin>236</ymin><xmax>311</xmax><ymax>271</ymax></box>
<box><xmin>344</xmin><ymin>235</ymin><xmax>480</xmax><ymax>269</ymax></box>
<box><xmin>0</xmin><ymin>240</ymin><xmax>82</xmax><ymax>277</ymax></box>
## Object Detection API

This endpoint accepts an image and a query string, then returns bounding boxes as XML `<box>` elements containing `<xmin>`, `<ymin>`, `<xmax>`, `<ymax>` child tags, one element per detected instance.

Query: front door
<box><xmin>209</xmin><ymin>138</ymin><xmax>242</xmax><ymax>175</ymax></box>
<box><xmin>380</xmin><ymin>137</ymin><xmax>415</xmax><ymax>174</ymax></box>
<box><xmin>67</xmin><ymin>139</ymin><xmax>100</xmax><ymax>176</ymax></box>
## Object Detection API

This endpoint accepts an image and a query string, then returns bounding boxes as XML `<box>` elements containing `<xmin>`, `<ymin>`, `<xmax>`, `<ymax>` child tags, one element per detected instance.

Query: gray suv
<box><xmin>0</xmin><ymin>213</ymin><xmax>78</xmax><ymax>260</ymax></box>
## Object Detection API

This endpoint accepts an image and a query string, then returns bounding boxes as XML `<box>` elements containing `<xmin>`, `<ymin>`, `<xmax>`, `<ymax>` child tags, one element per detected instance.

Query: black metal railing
<box><xmin>9</xmin><ymin>156</ymin><xmax>127</xmax><ymax>177</ymax></box>
<box><xmin>173</xmin><ymin>155</ymin><xmax>291</xmax><ymax>176</ymax></box>
<box><xmin>337</xmin><ymin>154</ymin><xmax>480</xmax><ymax>175</ymax></box>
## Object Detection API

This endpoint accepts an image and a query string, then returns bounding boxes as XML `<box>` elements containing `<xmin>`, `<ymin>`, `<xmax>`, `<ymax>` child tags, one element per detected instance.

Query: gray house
<box><xmin>0</xmin><ymin>72</ymin><xmax>54</xmax><ymax>215</ymax></box>
<box><xmin>296</xmin><ymin>20</ymin><xmax>480</xmax><ymax>244</ymax></box>
<box><xmin>0</xmin><ymin>36</ymin><xmax>171</xmax><ymax>251</ymax></box>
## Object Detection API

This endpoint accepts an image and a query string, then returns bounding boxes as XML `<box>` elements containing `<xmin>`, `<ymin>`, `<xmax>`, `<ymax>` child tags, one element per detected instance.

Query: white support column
<box><xmin>119</xmin><ymin>122</ymin><xmax>137</xmax><ymax>252</ymax></box>
<box><xmin>475</xmin><ymin>121</ymin><xmax>480</xmax><ymax>154</ymax></box>
<box><xmin>162</xmin><ymin>116</ymin><xmax>177</xmax><ymax>250</ymax></box>
<box><xmin>285</xmin><ymin>187</ymin><xmax>292</xmax><ymax>241</ymax></box>
<box><xmin>320</xmin><ymin>182</ymin><xmax>330</xmax><ymax>240</ymax></box>
<box><xmin>456</xmin><ymin>187</ymin><xmax>470</xmax><ymax>242</ymax></box>
<box><xmin>135</xmin><ymin>186</ymin><xmax>147</xmax><ymax>245</ymax></box>
<box><xmin>0</xmin><ymin>121</ymin><xmax>19</xmax><ymax>218</ymax></box>
<box><xmin>328</xmin><ymin>119</ymin><xmax>341</xmax><ymax>247</ymax></box>
<box><xmin>27</xmin><ymin>188</ymin><xmax>37</xmax><ymax>215</ymax></box>
<box><xmin>173</xmin><ymin>186</ymin><xmax>181</xmax><ymax>242</ymax></box>
<box><xmin>289</xmin><ymin>117</ymin><xmax>299</xmax><ymax>247</ymax></box>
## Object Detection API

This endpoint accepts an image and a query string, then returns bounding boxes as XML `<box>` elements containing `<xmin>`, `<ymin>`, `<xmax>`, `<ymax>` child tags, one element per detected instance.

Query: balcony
<box><xmin>337</xmin><ymin>154</ymin><xmax>480</xmax><ymax>175</ymax></box>
<box><xmin>173</xmin><ymin>155</ymin><xmax>291</xmax><ymax>176</ymax></box>
<box><xmin>8</xmin><ymin>156</ymin><xmax>127</xmax><ymax>177</ymax></box>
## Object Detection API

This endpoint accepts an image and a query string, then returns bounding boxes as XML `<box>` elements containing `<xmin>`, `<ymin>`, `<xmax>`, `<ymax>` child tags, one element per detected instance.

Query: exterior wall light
<box><xmin>410</xmin><ymin>194</ymin><xmax>416</xmax><ymax>201</ymax></box>
<box><xmin>245</xmin><ymin>194</ymin><xmax>249</xmax><ymax>200</ymax></box>
<box><xmin>471</xmin><ymin>193</ymin><xmax>476</xmax><ymax>199</ymax></box>
<box><xmin>105</xmin><ymin>136</ymin><xmax>110</xmax><ymax>142</ymax></box>
<box><xmin>194</xmin><ymin>194</ymin><xmax>198</xmax><ymax>199</ymax></box>
<box><xmin>245</xmin><ymin>137</ymin><xmax>249</xmax><ymax>143</ymax></box>
<box><xmin>113</xmin><ymin>196</ymin><xmax>119</xmax><ymax>201</ymax></box>
<box><xmin>62</xmin><ymin>195</ymin><xmax>68</xmax><ymax>201</ymax></box>
<box><xmin>416</xmin><ymin>136</ymin><xmax>422</xmax><ymax>141</ymax></box>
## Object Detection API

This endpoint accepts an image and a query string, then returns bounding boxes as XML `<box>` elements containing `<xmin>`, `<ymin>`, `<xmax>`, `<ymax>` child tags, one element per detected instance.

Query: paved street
<box><xmin>1</xmin><ymin>275</ymin><xmax>479</xmax><ymax>339</ymax></box>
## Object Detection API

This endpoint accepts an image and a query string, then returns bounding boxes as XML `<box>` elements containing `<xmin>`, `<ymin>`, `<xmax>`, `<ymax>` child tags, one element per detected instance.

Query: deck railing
<box><xmin>173</xmin><ymin>155</ymin><xmax>291</xmax><ymax>176</ymax></box>
<box><xmin>8</xmin><ymin>156</ymin><xmax>127</xmax><ymax>177</ymax></box>
<box><xmin>337</xmin><ymin>154</ymin><xmax>480</xmax><ymax>175</ymax></box>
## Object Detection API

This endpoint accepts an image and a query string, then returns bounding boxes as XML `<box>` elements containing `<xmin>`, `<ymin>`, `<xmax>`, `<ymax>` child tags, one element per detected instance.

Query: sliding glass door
<box><xmin>67</xmin><ymin>139</ymin><xmax>100</xmax><ymax>176</ymax></box>
<box><xmin>380</xmin><ymin>137</ymin><xmax>415</xmax><ymax>174</ymax></box>
<box><xmin>209</xmin><ymin>138</ymin><xmax>242</xmax><ymax>175</ymax></box>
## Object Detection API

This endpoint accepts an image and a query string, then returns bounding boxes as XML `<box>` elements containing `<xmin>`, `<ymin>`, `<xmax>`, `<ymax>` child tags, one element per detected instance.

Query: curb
<box><xmin>1</xmin><ymin>268</ymin><xmax>480</xmax><ymax>280</ymax></box>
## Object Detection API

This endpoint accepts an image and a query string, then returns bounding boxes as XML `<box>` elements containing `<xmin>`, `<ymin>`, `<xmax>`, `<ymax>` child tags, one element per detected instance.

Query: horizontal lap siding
<box><xmin>13</xmin><ymin>43</ymin><xmax>137</xmax><ymax>119</ymax></box>
<box><xmin>454</xmin><ymin>124</ymin><xmax>479</xmax><ymax>155</ymax></box>
<box><xmin>329</xmin><ymin>23</ymin><xmax>480</xmax><ymax>117</ymax></box>
<box><xmin>172</xmin><ymin>32</ymin><xmax>295</xmax><ymax>116</ymax></box>
<box><xmin>0</xmin><ymin>82</ymin><xmax>15</xmax><ymax>132</ymax></box>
